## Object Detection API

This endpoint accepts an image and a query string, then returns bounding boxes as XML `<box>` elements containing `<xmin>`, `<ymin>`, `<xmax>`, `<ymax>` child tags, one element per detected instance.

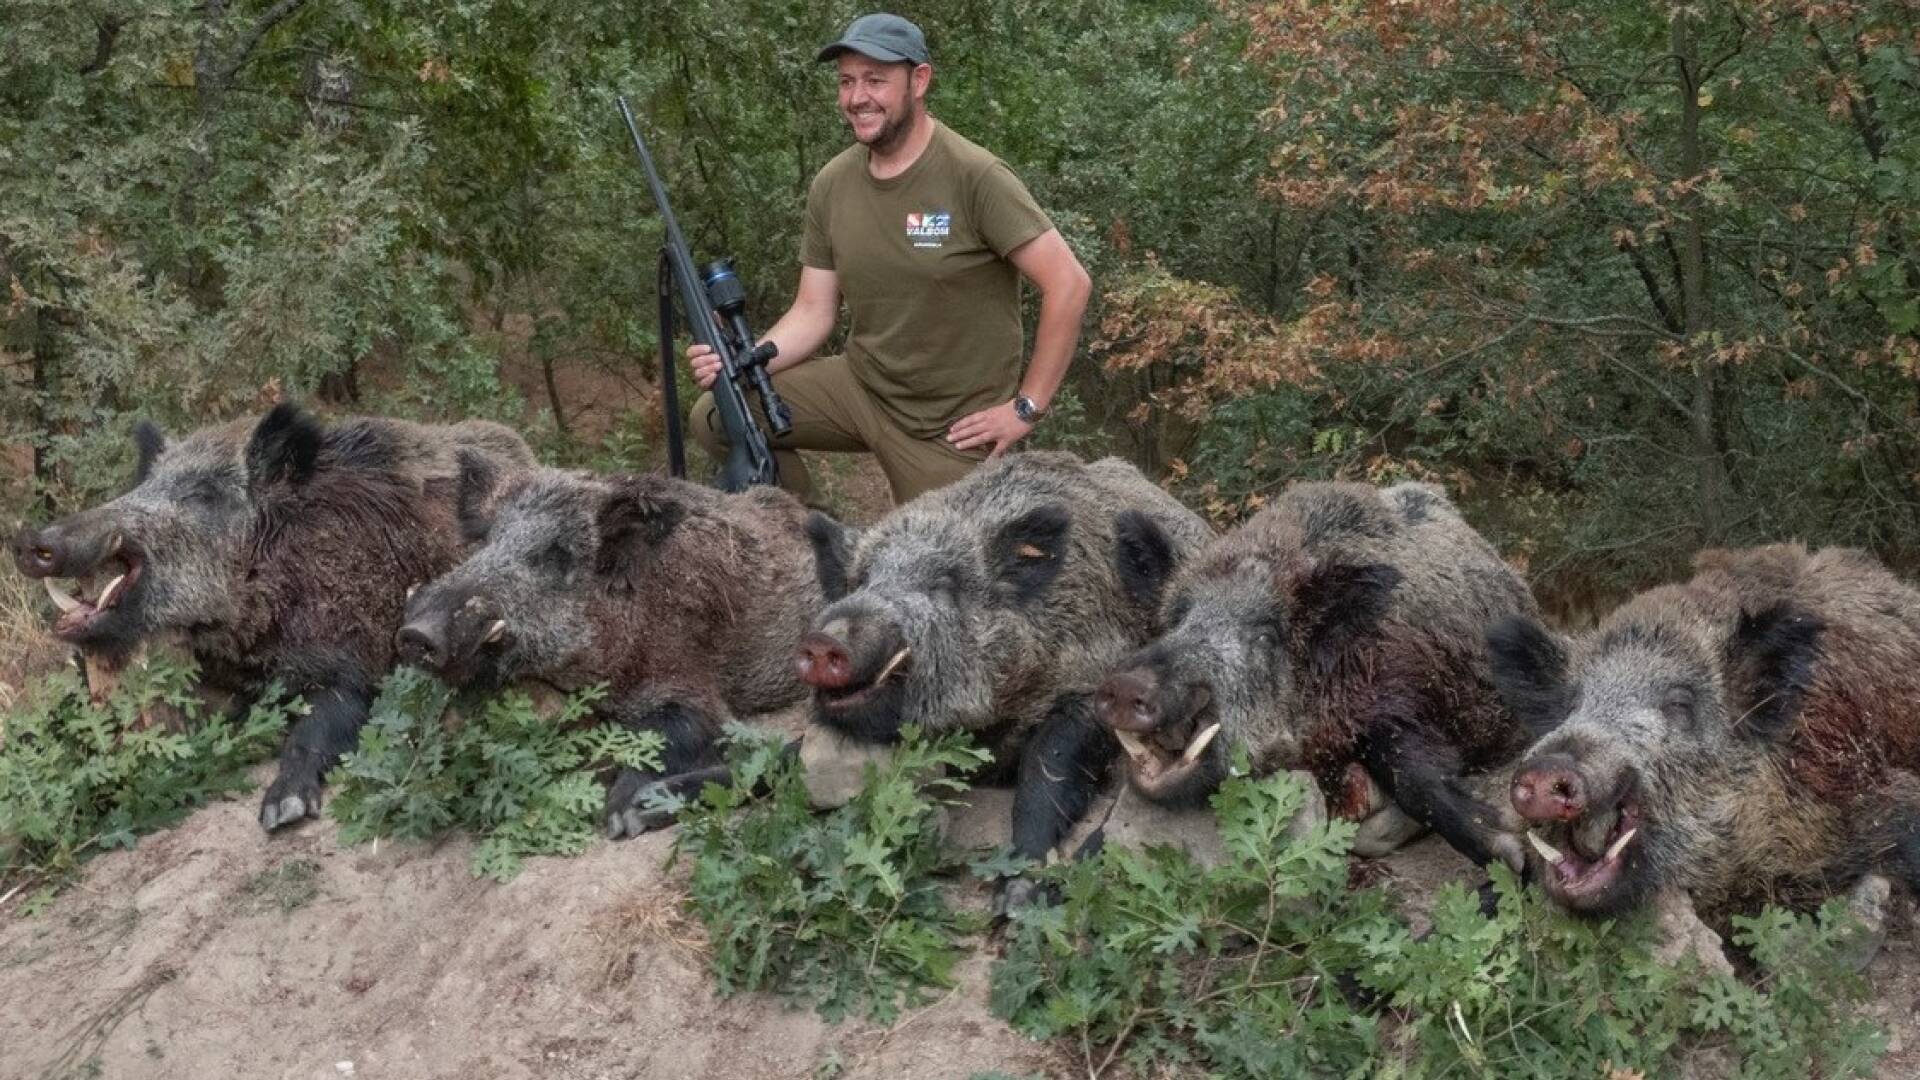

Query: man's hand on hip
<box><xmin>948</xmin><ymin>401</ymin><xmax>1034</xmax><ymax>459</ymax></box>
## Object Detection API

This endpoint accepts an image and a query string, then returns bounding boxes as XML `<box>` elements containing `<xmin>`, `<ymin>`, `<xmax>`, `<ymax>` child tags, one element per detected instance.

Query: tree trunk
<box><xmin>1672</xmin><ymin>10</ymin><xmax>1727</xmax><ymax>544</ymax></box>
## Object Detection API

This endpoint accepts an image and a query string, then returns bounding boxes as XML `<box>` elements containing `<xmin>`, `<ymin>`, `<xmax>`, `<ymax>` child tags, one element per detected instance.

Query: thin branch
<box><xmin>218</xmin><ymin>0</ymin><xmax>311</xmax><ymax>83</ymax></box>
<box><xmin>78</xmin><ymin>16</ymin><xmax>126</xmax><ymax>76</ymax></box>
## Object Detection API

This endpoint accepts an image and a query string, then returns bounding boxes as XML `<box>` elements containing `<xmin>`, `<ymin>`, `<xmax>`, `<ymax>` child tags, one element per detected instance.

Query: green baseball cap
<box><xmin>817</xmin><ymin>13</ymin><xmax>931</xmax><ymax>66</ymax></box>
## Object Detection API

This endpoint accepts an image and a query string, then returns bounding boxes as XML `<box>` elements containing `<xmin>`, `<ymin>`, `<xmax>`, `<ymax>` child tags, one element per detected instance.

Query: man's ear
<box><xmin>593</xmin><ymin>488</ymin><xmax>686</xmax><ymax>590</ymax></box>
<box><xmin>132</xmin><ymin>421</ymin><xmax>167</xmax><ymax>486</ymax></box>
<box><xmin>245</xmin><ymin>402</ymin><xmax>322</xmax><ymax>490</ymax></box>
<box><xmin>1113</xmin><ymin>510</ymin><xmax>1180</xmax><ymax>612</ymax></box>
<box><xmin>989</xmin><ymin>504</ymin><xmax>1071</xmax><ymax>605</ymax></box>
<box><xmin>806</xmin><ymin>512</ymin><xmax>858</xmax><ymax>601</ymax></box>
<box><xmin>1728</xmin><ymin>603</ymin><xmax>1824</xmax><ymax>743</ymax></box>
<box><xmin>454</xmin><ymin>450</ymin><xmax>501</xmax><ymax>544</ymax></box>
<box><xmin>1487</xmin><ymin>615</ymin><xmax>1575</xmax><ymax>736</ymax></box>
<box><xmin>1292</xmin><ymin>560</ymin><xmax>1402</xmax><ymax>671</ymax></box>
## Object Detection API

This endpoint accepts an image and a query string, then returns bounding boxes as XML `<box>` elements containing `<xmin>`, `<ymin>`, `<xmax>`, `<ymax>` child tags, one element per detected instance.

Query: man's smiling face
<box><xmin>836</xmin><ymin>53</ymin><xmax>927</xmax><ymax>154</ymax></box>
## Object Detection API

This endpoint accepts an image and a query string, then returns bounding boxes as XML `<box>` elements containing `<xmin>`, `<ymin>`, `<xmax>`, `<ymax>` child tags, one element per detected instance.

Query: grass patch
<box><xmin>239</xmin><ymin>857</ymin><xmax>324</xmax><ymax>915</ymax></box>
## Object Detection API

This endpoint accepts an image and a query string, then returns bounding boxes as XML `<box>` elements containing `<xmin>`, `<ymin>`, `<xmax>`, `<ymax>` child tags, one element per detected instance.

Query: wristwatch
<box><xmin>1012</xmin><ymin>395</ymin><xmax>1045</xmax><ymax>425</ymax></box>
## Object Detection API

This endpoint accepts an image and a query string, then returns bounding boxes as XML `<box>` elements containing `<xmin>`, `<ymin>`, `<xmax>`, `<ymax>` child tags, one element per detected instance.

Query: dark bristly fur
<box><xmin>397</xmin><ymin>469</ymin><xmax>825</xmax><ymax>839</ymax></box>
<box><xmin>10</xmin><ymin>405</ymin><xmax>535</xmax><ymax>831</ymax></box>
<box><xmin>1102</xmin><ymin>480</ymin><xmax>1537</xmax><ymax>868</ymax></box>
<box><xmin>1490</xmin><ymin>543</ymin><xmax>1920</xmax><ymax>917</ymax></box>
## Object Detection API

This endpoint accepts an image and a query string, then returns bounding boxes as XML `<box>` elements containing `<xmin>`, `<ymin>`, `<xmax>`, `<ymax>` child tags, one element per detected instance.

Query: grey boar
<box><xmin>1095</xmin><ymin>481</ymin><xmax>1536</xmax><ymax>869</ymax></box>
<box><xmin>395</xmin><ymin>468</ymin><xmax>824</xmax><ymax>838</ymax></box>
<box><xmin>795</xmin><ymin>452</ymin><xmax>1213</xmax><ymax>886</ymax></box>
<box><xmin>1490</xmin><ymin>543</ymin><xmax>1920</xmax><ymax>919</ymax></box>
<box><xmin>10</xmin><ymin>403</ymin><xmax>534</xmax><ymax>830</ymax></box>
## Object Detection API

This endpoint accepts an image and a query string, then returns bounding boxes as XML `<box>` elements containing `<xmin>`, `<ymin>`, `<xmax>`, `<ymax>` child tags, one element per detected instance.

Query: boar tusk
<box><xmin>406</xmin><ymin>583</ymin><xmax>419</xmax><ymax>601</ymax></box>
<box><xmin>106</xmin><ymin>533</ymin><xmax>123</xmax><ymax>558</ymax></box>
<box><xmin>96</xmin><ymin>573</ymin><xmax>129</xmax><ymax>610</ymax></box>
<box><xmin>1179</xmin><ymin>722</ymin><xmax>1222</xmax><ymax>766</ymax></box>
<box><xmin>44</xmin><ymin>578</ymin><xmax>82</xmax><ymax>614</ymax></box>
<box><xmin>482</xmin><ymin>619</ymin><xmax>508</xmax><ymax>644</ymax></box>
<box><xmin>1112</xmin><ymin>728</ymin><xmax>1152</xmax><ymax>765</ymax></box>
<box><xmin>874</xmin><ymin>647</ymin><xmax>911</xmax><ymax>684</ymax></box>
<box><xmin>1604</xmin><ymin>827</ymin><xmax>1637</xmax><ymax>864</ymax></box>
<box><xmin>1528</xmin><ymin>829</ymin><xmax>1567</xmax><ymax>865</ymax></box>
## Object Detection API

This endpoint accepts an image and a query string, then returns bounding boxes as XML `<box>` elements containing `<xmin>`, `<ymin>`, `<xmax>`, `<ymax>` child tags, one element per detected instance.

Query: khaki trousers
<box><xmin>690</xmin><ymin>353</ymin><xmax>987</xmax><ymax>508</ymax></box>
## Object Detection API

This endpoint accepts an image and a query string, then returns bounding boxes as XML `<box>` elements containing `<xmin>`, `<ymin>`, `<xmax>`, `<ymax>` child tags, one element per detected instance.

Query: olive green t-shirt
<box><xmin>800</xmin><ymin>120</ymin><xmax>1053</xmax><ymax>438</ymax></box>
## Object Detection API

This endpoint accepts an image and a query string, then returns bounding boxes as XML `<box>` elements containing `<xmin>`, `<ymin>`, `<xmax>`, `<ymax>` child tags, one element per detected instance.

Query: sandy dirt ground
<box><xmin>2</xmin><ymin>775</ymin><xmax>1917</xmax><ymax>1080</ymax></box>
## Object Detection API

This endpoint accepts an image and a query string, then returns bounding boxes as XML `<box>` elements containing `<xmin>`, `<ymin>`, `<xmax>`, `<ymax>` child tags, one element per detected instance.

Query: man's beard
<box><xmin>852</xmin><ymin>105</ymin><xmax>915</xmax><ymax>155</ymax></box>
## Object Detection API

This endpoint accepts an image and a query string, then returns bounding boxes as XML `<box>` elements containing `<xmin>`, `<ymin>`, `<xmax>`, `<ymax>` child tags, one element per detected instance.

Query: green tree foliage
<box><xmin>992</xmin><ymin>772</ymin><xmax>1885</xmax><ymax>1079</ymax></box>
<box><xmin>673</xmin><ymin>723</ymin><xmax>990</xmax><ymax>1024</ymax></box>
<box><xmin>0</xmin><ymin>656</ymin><xmax>294</xmax><ymax>907</ymax></box>
<box><xmin>4</xmin><ymin>0</ymin><xmax>1916</xmax><ymax>596</ymax></box>
<box><xmin>326</xmin><ymin>667</ymin><xmax>661</xmax><ymax>882</ymax></box>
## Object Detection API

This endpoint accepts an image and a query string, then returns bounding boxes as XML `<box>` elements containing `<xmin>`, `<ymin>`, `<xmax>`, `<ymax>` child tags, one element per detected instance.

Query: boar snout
<box><xmin>795</xmin><ymin>631</ymin><xmax>855</xmax><ymax>690</ymax></box>
<box><xmin>796</xmin><ymin>615</ymin><xmax>907</xmax><ymax>692</ymax></box>
<box><xmin>1096</xmin><ymin>668</ymin><xmax>1163</xmax><ymax>733</ymax></box>
<box><xmin>1511</xmin><ymin>755</ymin><xmax>1589</xmax><ymax>824</ymax></box>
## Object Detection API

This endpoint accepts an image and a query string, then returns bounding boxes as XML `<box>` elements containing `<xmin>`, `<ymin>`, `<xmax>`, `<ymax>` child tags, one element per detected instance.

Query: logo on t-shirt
<box><xmin>905</xmin><ymin>211</ymin><xmax>951</xmax><ymax>248</ymax></box>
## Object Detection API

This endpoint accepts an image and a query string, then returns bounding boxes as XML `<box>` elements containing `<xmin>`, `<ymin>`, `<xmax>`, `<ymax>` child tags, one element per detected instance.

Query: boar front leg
<box><xmin>260</xmin><ymin>684</ymin><xmax>369</xmax><ymax>831</ymax></box>
<box><xmin>1360</xmin><ymin>724</ymin><xmax>1523</xmax><ymax>872</ymax></box>
<box><xmin>999</xmin><ymin>694</ymin><xmax>1119</xmax><ymax>913</ymax></box>
<box><xmin>604</xmin><ymin>698</ymin><xmax>723</xmax><ymax>839</ymax></box>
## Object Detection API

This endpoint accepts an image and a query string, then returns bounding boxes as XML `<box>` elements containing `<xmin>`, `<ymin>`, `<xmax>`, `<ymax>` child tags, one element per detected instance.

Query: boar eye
<box><xmin>1661</xmin><ymin>686</ymin><xmax>1696</xmax><ymax>727</ymax></box>
<box><xmin>534</xmin><ymin>540</ymin><xmax>575</xmax><ymax>575</ymax></box>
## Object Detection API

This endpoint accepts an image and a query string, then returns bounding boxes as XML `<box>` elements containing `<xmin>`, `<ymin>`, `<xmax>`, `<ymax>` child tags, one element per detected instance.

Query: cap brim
<box><xmin>817</xmin><ymin>41</ymin><xmax>918</xmax><ymax>64</ymax></box>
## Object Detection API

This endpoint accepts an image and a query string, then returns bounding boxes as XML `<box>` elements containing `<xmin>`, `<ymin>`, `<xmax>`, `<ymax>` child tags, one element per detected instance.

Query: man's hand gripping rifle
<box><xmin>618</xmin><ymin>96</ymin><xmax>791</xmax><ymax>491</ymax></box>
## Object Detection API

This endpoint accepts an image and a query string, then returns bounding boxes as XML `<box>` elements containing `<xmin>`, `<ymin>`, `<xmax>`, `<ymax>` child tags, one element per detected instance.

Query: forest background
<box><xmin>4</xmin><ymin>0</ymin><xmax>1917</xmax><ymax>630</ymax></box>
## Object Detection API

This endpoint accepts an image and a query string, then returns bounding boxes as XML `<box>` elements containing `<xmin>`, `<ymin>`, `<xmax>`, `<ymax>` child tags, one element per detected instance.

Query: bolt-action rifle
<box><xmin>617</xmin><ymin>95</ymin><xmax>791</xmax><ymax>490</ymax></box>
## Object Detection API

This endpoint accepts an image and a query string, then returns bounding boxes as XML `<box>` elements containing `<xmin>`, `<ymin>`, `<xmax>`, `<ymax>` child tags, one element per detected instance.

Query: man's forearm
<box><xmin>1018</xmin><ymin>282</ymin><xmax>1090</xmax><ymax>409</ymax></box>
<box><xmin>759</xmin><ymin>304</ymin><xmax>836</xmax><ymax>375</ymax></box>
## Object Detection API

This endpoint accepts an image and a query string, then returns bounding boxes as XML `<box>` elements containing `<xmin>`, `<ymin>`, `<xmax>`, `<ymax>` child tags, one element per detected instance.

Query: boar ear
<box><xmin>246</xmin><ymin>402</ymin><xmax>322</xmax><ymax>489</ymax></box>
<box><xmin>594</xmin><ymin>488</ymin><xmax>686</xmax><ymax>583</ymax></box>
<box><xmin>132</xmin><ymin>420</ymin><xmax>166</xmax><ymax>486</ymax></box>
<box><xmin>806</xmin><ymin>512</ymin><xmax>856</xmax><ymax>601</ymax></box>
<box><xmin>1487</xmin><ymin>615</ymin><xmax>1574</xmax><ymax>735</ymax></box>
<box><xmin>1728</xmin><ymin>603</ymin><xmax>1824</xmax><ymax>743</ymax></box>
<box><xmin>1114</xmin><ymin>510</ymin><xmax>1180</xmax><ymax>611</ymax></box>
<box><xmin>453</xmin><ymin>450</ymin><xmax>500</xmax><ymax>543</ymax></box>
<box><xmin>990</xmin><ymin>503</ymin><xmax>1071</xmax><ymax>604</ymax></box>
<box><xmin>1294</xmin><ymin>560</ymin><xmax>1401</xmax><ymax>671</ymax></box>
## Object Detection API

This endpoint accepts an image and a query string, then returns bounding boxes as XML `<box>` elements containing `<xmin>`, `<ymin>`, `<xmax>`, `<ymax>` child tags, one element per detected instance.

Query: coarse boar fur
<box><xmin>1491</xmin><ymin>543</ymin><xmax>1920</xmax><ymax>918</ymax></box>
<box><xmin>11</xmin><ymin>403</ymin><xmax>535</xmax><ymax>830</ymax></box>
<box><xmin>796</xmin><ymin>452</ymin><xmax>1213</xmax><ymax>876</ymax></box>
<box><xmin>396</xmin><ymin>467</ymin><xmax>825</xmax><ymax>837</ymax></box>
<box><xmin>1096</xmin><ymin>480</ymin><xmax>1537</xmax><ymax>869</ymax></box>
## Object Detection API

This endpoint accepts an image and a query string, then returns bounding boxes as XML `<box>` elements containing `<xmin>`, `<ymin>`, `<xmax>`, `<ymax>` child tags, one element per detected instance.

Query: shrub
<box><xmin>327</xmin><ymin>667</ymin><xmax>660</xmax><ymax>882</ymax></box>
<box><xmin>673</xmin><ymin>724</ymin><xmax>990</xmax><ymax>1023</ymax></box>
<box><xmin>991</xmin><ymin>771</ymin><xmax>1885</xmax><ymax>1079</ymax></box>
<box><xmin>0</xmin><ymin>657</ymin><xmax>293</xmax><ymax>909</ymax></box>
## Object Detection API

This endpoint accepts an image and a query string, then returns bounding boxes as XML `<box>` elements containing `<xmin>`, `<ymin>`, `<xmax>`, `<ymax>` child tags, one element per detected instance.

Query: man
<box><xmin>687</xmin><ymin>12</ymin><xmax>1092</xmax><ymax>507</ymax></box>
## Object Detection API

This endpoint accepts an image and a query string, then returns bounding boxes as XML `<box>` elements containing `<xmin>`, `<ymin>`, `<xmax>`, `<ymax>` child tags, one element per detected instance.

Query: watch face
<box><xmin>1015</xmin><ymin>396</ymin><xmax>1039</xmax><ymax>423</ymax></box>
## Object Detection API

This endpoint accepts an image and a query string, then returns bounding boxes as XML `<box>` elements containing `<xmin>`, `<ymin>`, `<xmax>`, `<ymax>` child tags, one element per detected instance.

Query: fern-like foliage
<box><xmin>327</xmin><ymin>667</ymin><xmax>660</xmax><ymax>882</ymax></box>
<box><xmin>673</xmin><ymin>724</ymin><xmax>990</xmax><ymax>1023</ymax></box>
<box><xmin>0</xmin><ymin>658</ymin><xmax>294</xmax><ymax>909</ymax></box>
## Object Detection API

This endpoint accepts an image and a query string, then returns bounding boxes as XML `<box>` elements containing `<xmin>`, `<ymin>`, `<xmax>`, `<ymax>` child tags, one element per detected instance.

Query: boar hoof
<box><xmin>992</xmin><ymin>875</ymin><xmax>1056</xmax><ymax>920</ymax></box>
<box><xmin>1838</xmin><ymin>873</ymin><xmax>1893</xmax><ymax>972</ymax></box>
<box><xmin>1350</xmin><ymin>803</ymin><xmax>1429</xmax><ymax>858</ymax></box>
<box><xmin>1484</xmin><ymin>830</ymin><xmax>1527</xmax><ymax>874</ymax></box>
<box><xmin>258</xmin><ymin>778</ymin><xmax>322</xmax><ymax>832</ymax></box>
<box><xmin>604</xmin><ymin>769</ymin><xmax>676</xmax><ymax>840</ymax></box>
